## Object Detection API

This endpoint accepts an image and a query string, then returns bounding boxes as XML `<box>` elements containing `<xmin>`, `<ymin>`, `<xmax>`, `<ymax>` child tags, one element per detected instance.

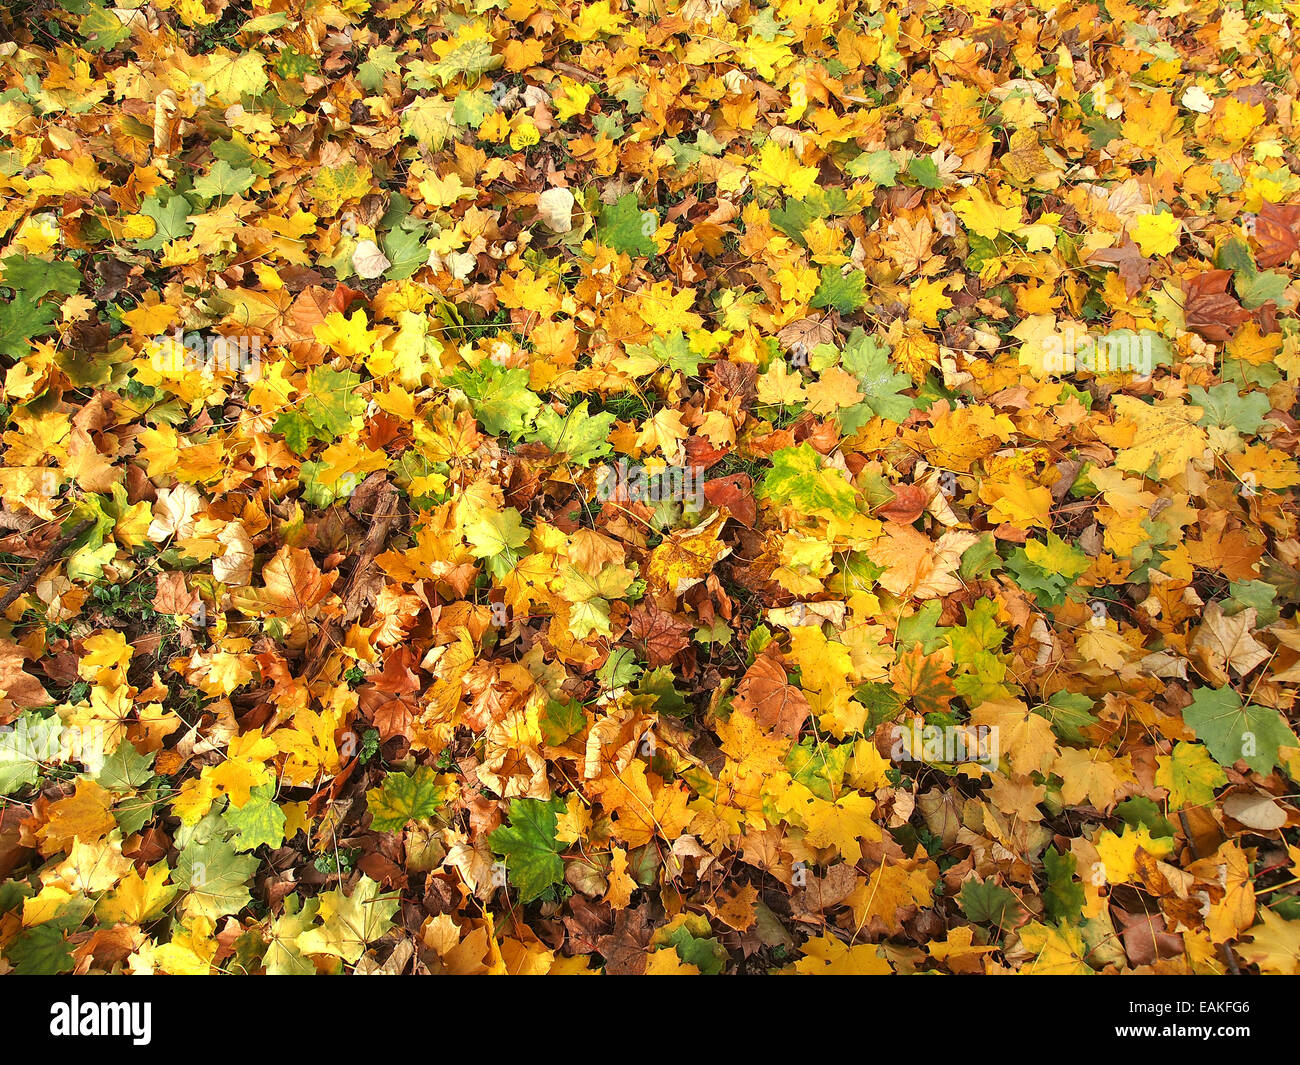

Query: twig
<box><xmin>0</xmin><ymin>519</ymin><xmax>93</xmax><ymax>614</ymax></box>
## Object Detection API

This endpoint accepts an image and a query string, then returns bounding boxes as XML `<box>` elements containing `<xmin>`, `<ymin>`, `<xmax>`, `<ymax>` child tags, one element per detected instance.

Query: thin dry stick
<box><xmin>0</xmin><ymin>519</ymin><xmax>93</xmax><ymax>614</ymax></box>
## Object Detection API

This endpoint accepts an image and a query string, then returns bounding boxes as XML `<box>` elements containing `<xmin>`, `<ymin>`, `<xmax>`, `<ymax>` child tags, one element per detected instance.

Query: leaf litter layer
<box><xmin>2</xmin><ymin>0</ymin><xmax>1300</xmax><ymax>975</ymax></box>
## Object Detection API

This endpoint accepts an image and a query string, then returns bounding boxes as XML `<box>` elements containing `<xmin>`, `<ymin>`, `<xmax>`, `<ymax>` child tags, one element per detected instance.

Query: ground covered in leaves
<box><xmin>3</xmin><ymin>0</ymin><xmax>1300</xmax><ymax>976</ymax></box>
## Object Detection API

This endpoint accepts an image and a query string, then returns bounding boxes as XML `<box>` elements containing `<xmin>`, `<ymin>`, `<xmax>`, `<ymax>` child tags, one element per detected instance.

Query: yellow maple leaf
<box><xmin>793</xmin><ymin>934</ymin><xmax>892</xmax><ymax>974</ymax></box>
<box><xmin>605</xmin><ymin>847</ymin><xmax>637</xmax><ymax>909</ymax></box>
<box><xmin>78</xmin><ymin>630</ymin><xmax>133</xmax><ymax>685</ymax></box>
<box><xmin>979</xmin><ymin>472</ymin><xmax>1052</xmax><ymax>529</ymax></box>
<box><xmin>779</xmin><ymin>782</ymin><xmax>881</xmax><ymax>858</ymax></box>
<box><xmin>203</xmin><ymin>728</ymin><xmax>277</xmax><ymax>807</ymax></box>
<box><xmin>1019</xmin><ymin>921</ymin><xmax>1093</xmax><ymax>974</ymax></box>
<box><xmin>96</xmin><ymin>863</ymin><xmax>176</xmax><ymax>926</ymax></box>
<box><xmin>1093</xmin><ymin>824</ymin><xmax>1174</xmax><ymax>885</ymax></box>
<box><xmin>1104</xmin><ymin>396</ymin><xmax>1208</xmax><ymax>479</ymax></box>
<box><xmin>314</xmin><ymin>309</ymin><xmax>380</xmax><ymax>359</ymax></box>
<box><xmin>1238</xmin><ymin>909</ymin><xmax>1300</xmax><ymax>974</ymax></box>
<box><xmin>751</xmin><ymin>141</ymin><xmax>820</xmax><ymax>198</ymax></box>
<box><xmin>952</xmin><ymin>185</ymin><xmax>1024</xmax><ymax>238</ymax></box>
<box><xmin>847</xmin><ymin>855</ymin><xmax>937</xmax><ymax>934</ymax></box>
<box><xmin>36</xmin><ymin>780</ymin><xmax>117</xmax><ymax>856</ymax></box>
<box><xmin>909</xmin><ymin>276</ymin><xmax>954</xmax><ymax>326</ymax></box>
<box><xmin>1129</xmin><ymin>210</ymin><xmax>1181</xmax><ymax>256</ymax></box>
<box><xmin>971</xmin><ymin>698</ymin><xmax>1057</xmax><ymax>776</ymax></box>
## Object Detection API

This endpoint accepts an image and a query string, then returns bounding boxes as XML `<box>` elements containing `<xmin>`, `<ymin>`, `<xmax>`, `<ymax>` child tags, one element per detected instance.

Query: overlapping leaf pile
<box><xmin>3</xmin><ymin>0</ymin><xmax>1300</xmax><ymax>975</ymax></box>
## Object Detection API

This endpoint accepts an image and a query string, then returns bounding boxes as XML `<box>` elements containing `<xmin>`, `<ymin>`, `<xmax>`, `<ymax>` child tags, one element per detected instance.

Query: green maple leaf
<box><xmin>135</xmin><ymin>192</ymin><xmax>193</xmax><ymax>251</ymax></box>
<box><xmin>787</xmin><ymin>739</ymin><xmax>851</xmax><ymax>800</ymax></box>
<box><xmin>0</xmin><ymin>712</ymin><xmax>62</xmax><ymax>795</ymax></box>
<box><xmin>1156</xmin><ymin>741</ymin><xmax>1227</xmax><ymax>809</ymax></box>
<box><xmin>302</xmin><ymin>365</ymin><xmax>365</xmax><ymax>438</ymax></box>
<box><xmin>624</xmin><ymin>330</ymin><xmax>706</xmax><ymax>376</ymax></box>
<box><xmin>273</xmin><ymin>411</ymin><xmax>316</xmax><ymax>455</ymax></box>
<box><xmin>946</xmin><ymin>598</ymin><xmax>1005</xmax><ymax>659</ymax></box>
<box><xmin>274</xmin><ymin>47</ymin><xmax>320</xmax><ymax>81</ymax></box>
<box><xmin>193</xmin><ymin>159</ymin><xmax>257</xmax><ymax>199</ymax></box>
<box><xmin>489</xmin><ymin>797</ymin><xmax>566</xmax><ymax>903</ymax></box>
<box><xmin>227</xmin><ymin>784</ymin><xmax>287</xmax><ymax>851</ymax></box>
<box><xmin>770</xmin><ymin>187</ymin><xmax>860</xmax><ymax>243</ymax></box>
<box><xmin>847</xmin><ymin>148</ymin><xmax>898</xmax><ymax>185</ymax></box>
<box><xmin>358</xmin><ymin>45</ymin><xmax>401</xmax><ymax>91</ymax></box>
<box><xmin>1024</xmin><ymin>532</ymin><xmax>1091</xmax><ymax>580</ymax></box>
<box><xmin>1005</xmin><ymin>547</ymin><xmax>1072</xmax><ymax>607</ymax></box>
<box><xmin>895</xmin><ymin>601</ymin><xmax>944</xmax><ymax>653</ymax></box>
<box><xmin>635</xmin><ymin>667</ymin><xmax>690</xmax><ymax>717</ymax></box>
<box><xmin>829</xmin><ymin>329</ymin><xmax>914</xmax><ymax>427</ymax></box>
<box><xmin>8</xmin><ymin>923</ymin><xmax>74</xmax><ymax>975</ymax></box>
<box><xmin>1182</xmin><ymin>686</ymin><xmax>1298</xmax><ymax>776</ymax></box>
<box><xmin>959</xmin><ymin>878</ymin><xmax>1021</xmax><ymax>927</ymax></box>
<box><xmin>597</xmin><ymin>648</ymin><xmax>643</xmax><ymax>692</ymax></box>
<box><xmin>451</xmin><ymin>363</ymin><xmax>541</xmax><ymax>436</ymax></box>
<box><xmin>759</xmin><ymin>443</ymin><xmax>859</xmax><ymax>520</ymax></box>
<box><xmin>366</xmin><ymin>766</ymin><xmax>446</xmax><ymax>832</ymax></box>
<box><xmin>567</xmin><ymin>597</ymin><xmax>612</xmax><ymax>640</ymax></box>
<box><xmin>174</xmin><ymin>809</ymin><xmax>260</xmax><ymax>919</ymax></box>
<box><xmin>907</xmin><ymin>155</ymin><xmax>943</xmax><ymax>189</ymax></box>
<box><xmin>1216</xmin><ymin>236</ymin><xmax>1255</xmax><ymax>276</ymax></box>
<box><xmin>960</xmin><ymin>532</ymin><xmax>1002</xmax><ymax>580</ymax></box>
<box><xmin>95</xmin><ymin>740</ymin><xmax>155</xmax><ymax>791</ymax></box>
<box><xmin>596</xmin><ymin>194</ymin><xmax>657</xmax><ymax>257</ymax></box>
<box><xmin>212</xmin><ymin>136</ymin><xmax>260</xmax><ymax>171</ymax></box>
<box><xmin>615</xmin><ymin>79</ymin><xmax>646</xmax><ymax>112</ymax></box>
<box><xmin>811</xmin><ymin>266</ymin><xmax>866</xmax><ymax>313</ymax></box>
<box><xmin>540</xmin><ymin>699</ymin><xmax>585</xmax><ymax>745</ymax></box>
<box><xmin>560</xmin><ymin>562</ymin><xmax>634</xmax><ymax>640</ymax></box>
<box><xmin>464</xmin><ymin>506</ymin><xmax>530</xmax><ymax>579</ymax></box>
<box><xmin>1114</xmin><ymin>796</ymin><xmax>1176</xmax><ymax>839</ymax></box>
<box><xmin>1228</xmin><ymin>580</ymin><xmax>1279</xmax><ymax>625</ymax></box>
<box><xmin>694</xmin><ymin>617</ymin><xmax>732</xmax><ymax>646</ymax></box>
<box><xmin>264</xmin><ymin>895</ymin><xmax>320</xmax><ymax>975</ymax></box>
<box><xmin>769</xmin><ymin>197</ymin><xmax>820</xmax><ymax>242</ymax></box>
<box><xmin>296</xmin><ymin>875</ymin><xmax>399</xmax><ymax>964</ymax></box>
<box><xmin>116</xmin><ymin>782</ymin><xmax>161</xmax><ymax>837</ymax></box>
<box><xmin>453</xmin><ymin>88</ymin><xmax>497</xmax><ymax>128</ymax></box>
<box><xmin>1237</xmin><ymin>269</ymin><xmax>1288</xmax><ymax>309</ymax></box>
<box><xmin>2</xmin><ymin>254</ymin><xmax>81</xmax><ymax>301</ymax></box>
<box><xmin>298</xmin><ymin>458</ymin><xmax>358</xmax><ymax>507</ymax></box>
<box><xmin>1042</xmin><ymin>846</ymin><xmax>1085</xmax><ymax>925</ymax></box>
<box><xmin>0</xmin><ymin>295</ymin><xmax>57</xmax><ymax>357</ymax></box>
<box><xmin>1036</xmin><ymin>691</ymin><xmax>1098</xmax><ymax>744</ymax></box>
<box><xmin>529</xmin><ymin>400</ymin><xmax>615</xmax><ymax>465</ymax></box>
<box><xmin>1188</xmin><ymin>383</ymin><xmax>1271</xmax><ymax>435</ymax></box>
<box><xmin>660</xmin><ymin>925</ymin><xmax>727</xmax><ymax>974</ymax></box>
<box><xmin>79</xmin><ymin>5</ymin><xmax>131</xmax><ymax>50</ymax></box>
<box><xmin>381</xmin><ymin>224</ymin><xmax>430</xmax><ymax>280</ymax></box>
